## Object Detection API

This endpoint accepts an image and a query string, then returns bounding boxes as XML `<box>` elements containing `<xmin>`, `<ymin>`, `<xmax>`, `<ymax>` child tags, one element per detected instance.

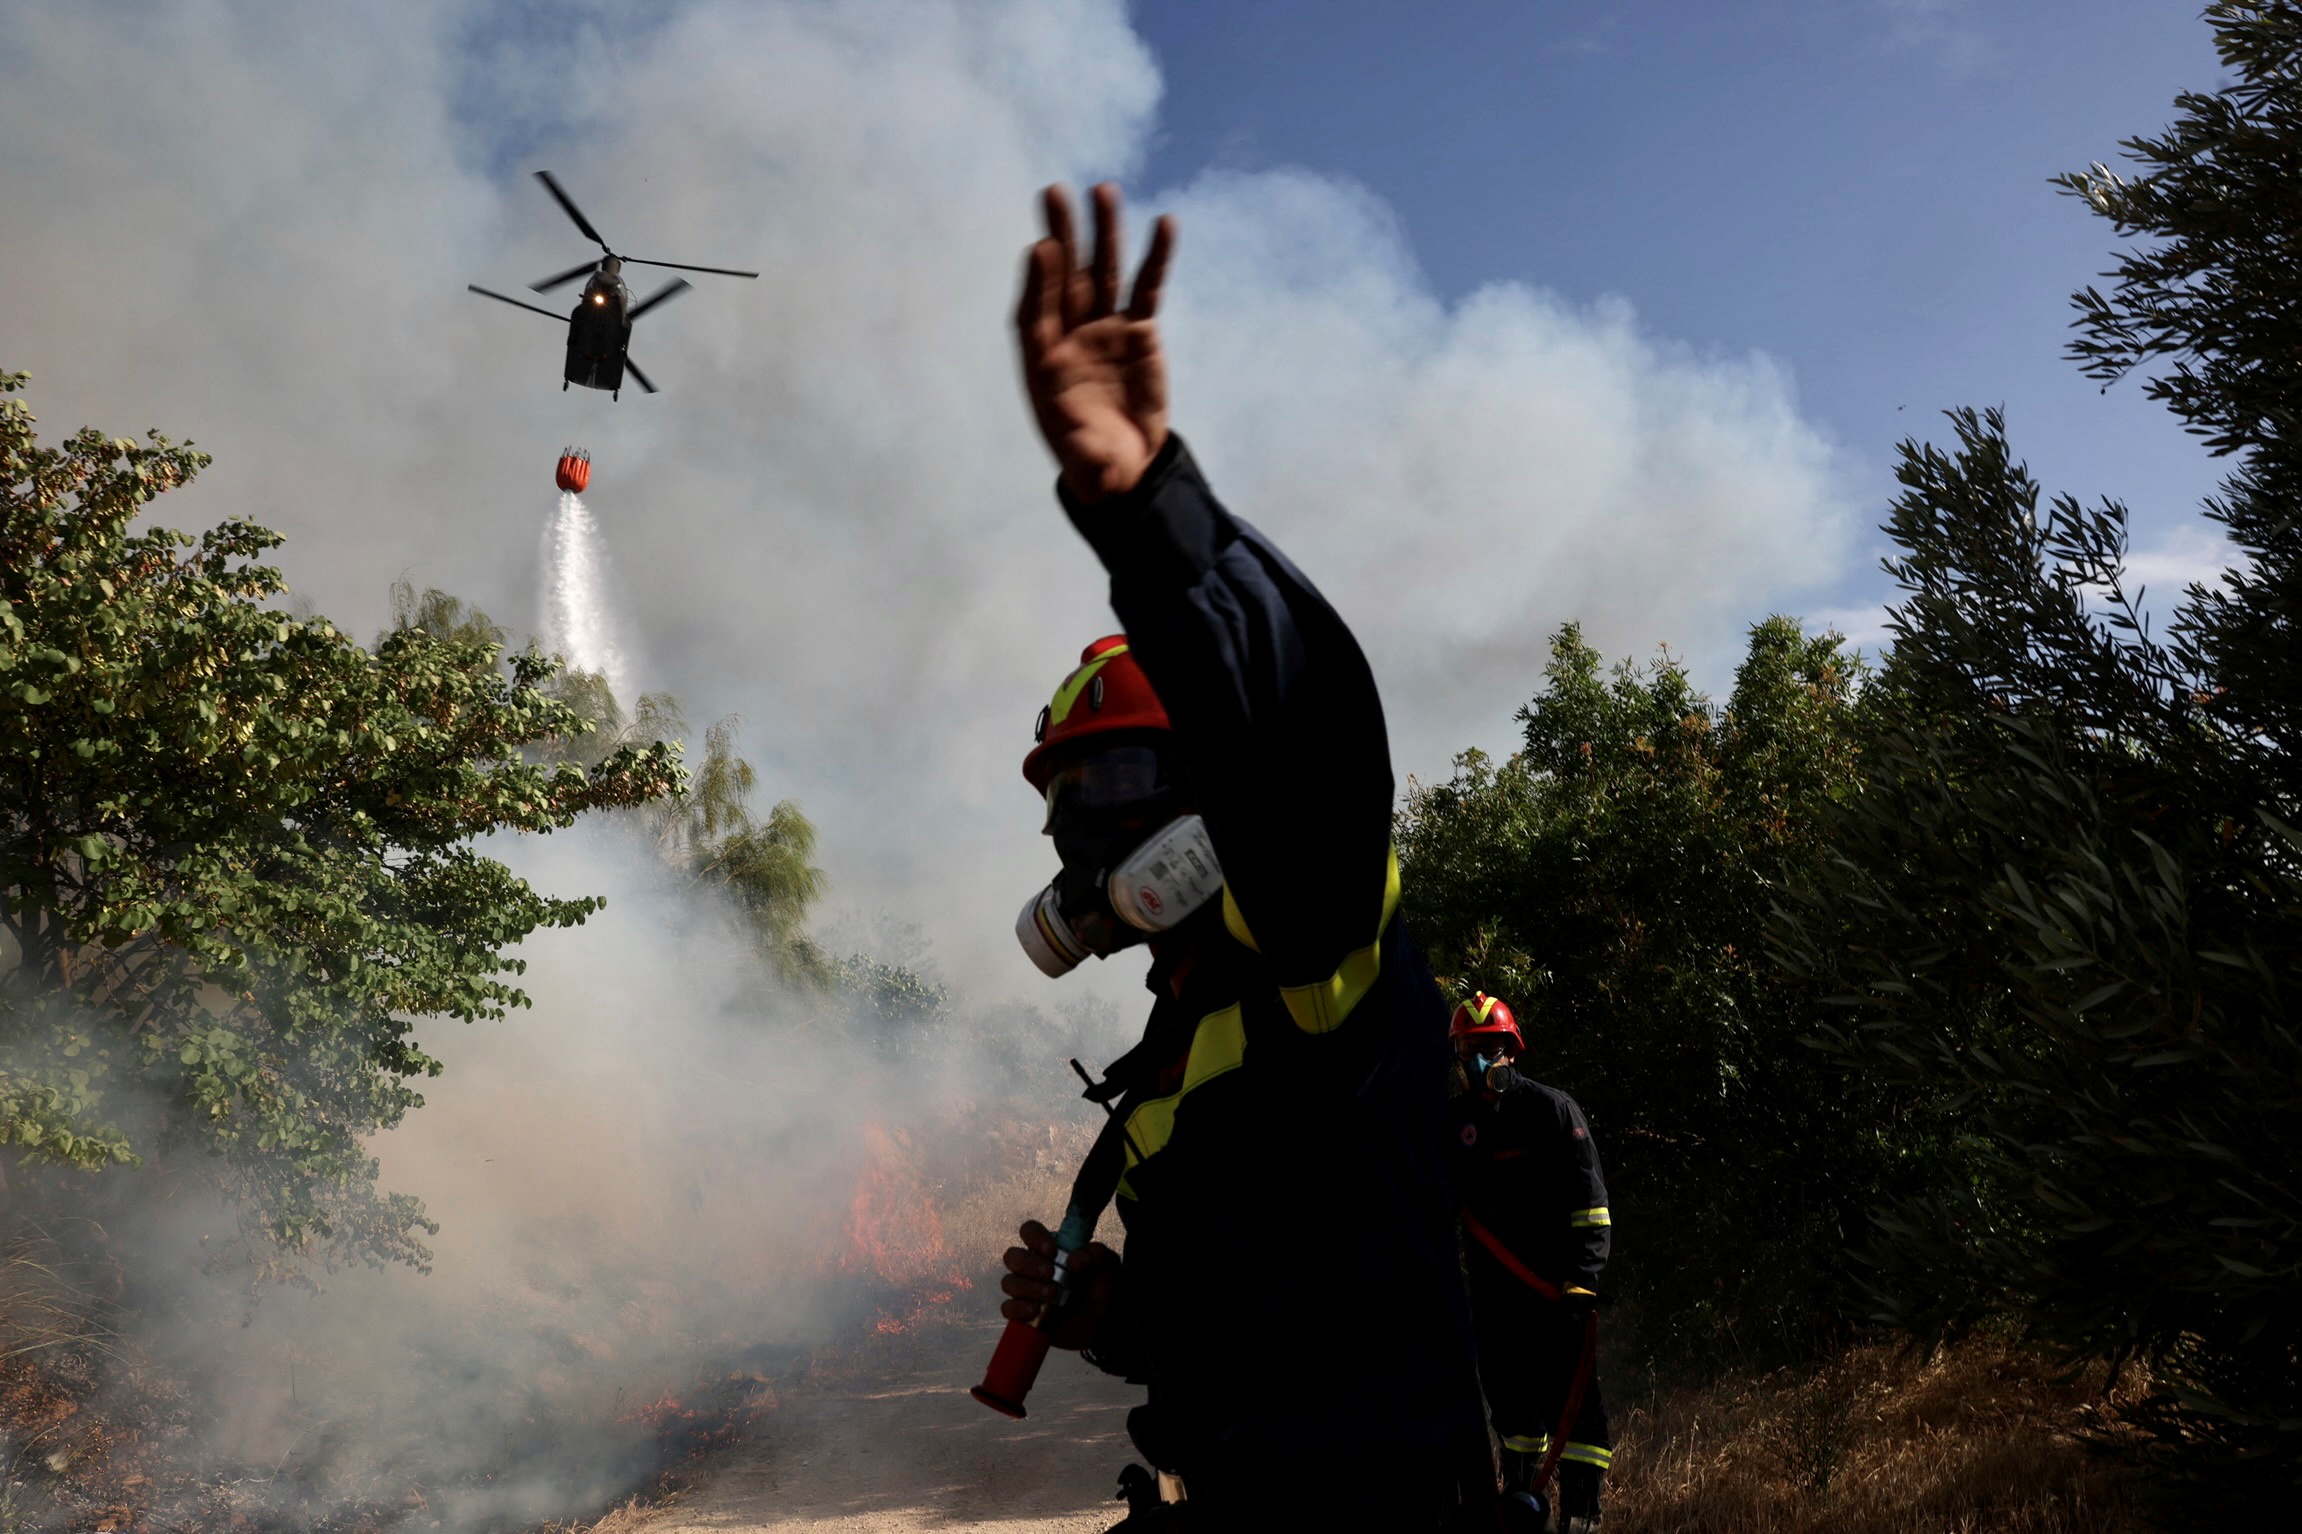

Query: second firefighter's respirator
<box><xmin>1016</xmin><ymin>814</ymin><xmax>1224</xmax><ymax>978</ymax></box>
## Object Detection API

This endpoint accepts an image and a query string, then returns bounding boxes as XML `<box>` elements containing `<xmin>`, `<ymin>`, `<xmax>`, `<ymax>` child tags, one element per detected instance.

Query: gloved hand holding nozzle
<box><xmin>999</xmin><ymin>1217</ymin><xmax>1121</xmax><ymax>1347</ymax></box>
<box><xmin>970</xmin><ymin>1212</ymin><xmax>1122</xmax><ymax>1419</ymax></box>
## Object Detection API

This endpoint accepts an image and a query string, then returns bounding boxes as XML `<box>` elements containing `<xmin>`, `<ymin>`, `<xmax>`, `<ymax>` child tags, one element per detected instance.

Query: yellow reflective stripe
<box><xmin>1468</xmin><ymin>992</ymin><xmax>1502</xmax><ymax>1025</ymax></box>
<box><xmin>1221</xmin><ymin>882</ymin><xmax>1259</xmax><ymax>951</ymax></box>
<box><xmin>1569</xmin><ymin>1207</ymin><xmax>1611</xmax><ymax>1228</ymax></box>
<box><xmin>1560</xmin><ymin>1443</ymin><xmax>1613</xmax><ymax>1470</ymax></box>
<box><xmin>1048</xmin><ymin>643</ymin><xmax>1129</xmax><ymax>727</ymax></box>
<box><xmin>1501</xmin><ymin>1433</ymin><xmax>1549</xmax><ymax>1455</ymax></box>
<box><xmin>1564</xmin><ymin>1285</ymin><xmax>1597</xmax><ymax>1297</ymax></box>
<box><xmin>1276</xmin><ymin>847</ymin><xmax>1401</xmax><ymax>1035</ymax></box>
<box><xmin>1116</xmin><ymin>1005</ymin><xmax>1248</xmax><ymax>1200</ymax></box>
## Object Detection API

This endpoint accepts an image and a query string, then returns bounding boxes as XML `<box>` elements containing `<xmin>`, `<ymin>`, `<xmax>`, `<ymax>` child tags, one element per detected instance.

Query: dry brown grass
<box><xmin>1610</xmin><ymin>1337</ymin><xmax>2151</xmax><ymax>1534</ymax></box>
<box><xmin>936</xmin><ymin>1118</ymin><xmax>1111</xmax><ymax>1283</ymax></box>
<box><xmin>829</xmin><ymin>1116</ymin><xmax>2162</xmax><ymax>1534</ymax></box>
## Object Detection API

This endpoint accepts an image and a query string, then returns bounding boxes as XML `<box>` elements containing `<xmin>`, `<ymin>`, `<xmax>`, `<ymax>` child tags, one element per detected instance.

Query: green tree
<box><xmin>1400</xmin><ymin>617</ymin><xmax>1888</xmax><ymax>1367</ymax></box>
<box><xmin>1775</xmin><ymin>2</ymin><xmax>2302</xmax><ymax>1496</ymax></box>
<box><xmin>649</xmin><ymin>717</ymin><xmax>831</xmax><ymax>988</ymax></box>
<box><xmin>0</xmin><ymin>374</ymin><xmax>680</xmax><ymax>1270</ymax></box>
<box><xmin>384</xmin><ymin>577</ymin><xmax>508</xmax><ymax>655</ymax></box>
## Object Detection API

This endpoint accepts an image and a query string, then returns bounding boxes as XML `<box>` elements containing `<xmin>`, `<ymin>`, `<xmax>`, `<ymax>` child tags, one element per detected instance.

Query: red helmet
<box><xmin>1448</xmin><ymin>992</ymin><xmax>1523</xmax><ymax>1052</ymax></box>
<box><xmin>1023</xmin><ymin>636</ymin><xmax>1172</xmax><ymax>792</ymax></box>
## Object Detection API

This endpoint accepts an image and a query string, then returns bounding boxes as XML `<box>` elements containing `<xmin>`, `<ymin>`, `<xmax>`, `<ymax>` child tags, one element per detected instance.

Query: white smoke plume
<box><xmin>0</xmin><ymin>0</ymin><xmax>1859</xmax><ymax>1523</ymax></box>
<box><xmin>0</xmin><ymin>0</ymin><xmax>1855</xmax><ymax>1001</ymax></box>
<box><xmin>539</xmin><ymin>490</ymin><xmax>637</xmax><ymax>700</ymax></box>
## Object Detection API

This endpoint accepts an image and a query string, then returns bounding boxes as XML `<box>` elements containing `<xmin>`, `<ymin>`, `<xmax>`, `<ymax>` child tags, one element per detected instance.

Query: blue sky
<box><xmin>0</xmin><ymin>0</ymin><xmax>2252</xmax><ymax>984</ymax></box>
<box><xmin>1131</xmin><ymin>1</ymin><xmax>2232</xmax><ymax>638</ymax></box>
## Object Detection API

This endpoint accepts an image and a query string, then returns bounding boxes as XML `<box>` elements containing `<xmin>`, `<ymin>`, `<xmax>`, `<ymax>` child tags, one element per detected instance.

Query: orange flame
<box><xmin>839</xmin><ymin>1121</ymin><xmax>972</xmax><ymax>1332</ymax></box>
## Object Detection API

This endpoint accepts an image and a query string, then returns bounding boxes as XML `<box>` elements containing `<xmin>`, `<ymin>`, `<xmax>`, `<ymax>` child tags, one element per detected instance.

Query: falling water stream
<box><xmin>538</xmin><ymin>489</ymin><xmax>633</xmax><ymax>703</ymax></box>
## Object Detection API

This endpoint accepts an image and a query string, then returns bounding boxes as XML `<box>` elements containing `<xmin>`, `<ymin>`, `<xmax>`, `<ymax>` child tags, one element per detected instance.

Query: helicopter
<box><xmin>467</xmin><ymin>171</ymin><xmax>758</xmax><ymax>399</ymax></box>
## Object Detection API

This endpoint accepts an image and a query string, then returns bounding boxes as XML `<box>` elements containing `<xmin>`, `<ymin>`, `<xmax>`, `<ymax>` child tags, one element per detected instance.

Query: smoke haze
<box><xmin>2</xmin><ymin>2</ymin><xmax>1852</xmax><ymax>1521</ymax></box>
<box><xmin>83</xmin><ymin>824</ymin><xmax>1123</xmax><ymax>1529</ymax></box>
<box><xmin>0</xmin><ymin>0</ymin><xmax>1853</xmax><ymax>1000</ymax></box>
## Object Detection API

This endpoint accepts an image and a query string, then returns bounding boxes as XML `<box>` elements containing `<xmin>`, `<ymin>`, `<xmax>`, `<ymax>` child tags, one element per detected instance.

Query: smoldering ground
<box><xmin>16</xmin><ymin>824</ymin><xmax>1130</xmax><ymax>1532</ymax></box>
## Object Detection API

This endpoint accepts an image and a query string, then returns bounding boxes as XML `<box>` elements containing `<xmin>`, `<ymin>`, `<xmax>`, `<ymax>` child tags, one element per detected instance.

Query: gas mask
<box><xmin>1015</xmin><ymin>745</ymin><xmax>1224</xmax><ymax>978</ymax></box>
<box><xmin>1460</xmin><ymin>1053</ymin><xmax>1517</xmax><ymax>1093</ymax></box>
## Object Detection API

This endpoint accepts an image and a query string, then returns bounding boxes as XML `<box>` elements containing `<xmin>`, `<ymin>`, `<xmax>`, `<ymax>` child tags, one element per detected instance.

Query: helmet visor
<box><xmin>1041</xmin><ymin>744</ymin><xmax>1179</xmax><ymax>831</ymax></box>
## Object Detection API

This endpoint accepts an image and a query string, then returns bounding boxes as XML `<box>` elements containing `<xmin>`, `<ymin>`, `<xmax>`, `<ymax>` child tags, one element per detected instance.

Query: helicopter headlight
<box><xmin>592</xmin><ymin>294</ymin><xmax>606</xmax><ymax>305</ymax></box>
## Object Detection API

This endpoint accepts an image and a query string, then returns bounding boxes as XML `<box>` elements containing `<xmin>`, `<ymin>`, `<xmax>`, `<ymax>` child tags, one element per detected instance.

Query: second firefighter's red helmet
<box><xmin>1448</xmin><ymin>991</ymin><xmax>1523</xmax><ymax>1052</ymax></box>
<box><xmin>1023</xmin><ymin>635</ymin><xmax>1172</xmax><ymax>791</ymax></box>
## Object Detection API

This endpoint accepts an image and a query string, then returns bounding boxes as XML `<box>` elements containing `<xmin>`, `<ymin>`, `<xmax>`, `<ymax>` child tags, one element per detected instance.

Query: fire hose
<box><xmin>1462</xmin><ymin>1209</ymin><xmax>1600</xmax><ymax>1501</ymax></box>
<box><xmin>970</xmin><ymin>1062</ymin><xmax>1136</xmax><ymax>1418</ymax></box>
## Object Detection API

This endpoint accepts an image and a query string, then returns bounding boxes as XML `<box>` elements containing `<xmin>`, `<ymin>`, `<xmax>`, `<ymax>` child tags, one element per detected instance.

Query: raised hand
<box><xmin>1016</xmin><ymin>183</ymin><xmax>1176</xmax><ymax>505</ymax></box>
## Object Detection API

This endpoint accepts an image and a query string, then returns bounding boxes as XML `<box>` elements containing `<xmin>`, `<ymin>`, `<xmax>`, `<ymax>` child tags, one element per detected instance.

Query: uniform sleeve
<box><xmin>1079</xmin><ymin>1277</ymin><xmax>1150</xmax><ymax>1382</ymax></box>
<box><xmin>1061</xmin><ymin>435</ymin><xmax>1398</xmax><ymax>1035</ymax></box>
<box><xmin>1561</xmin><ymin>1097</ymin><xmax>1612</xmax><ymax>1290</ymax></box>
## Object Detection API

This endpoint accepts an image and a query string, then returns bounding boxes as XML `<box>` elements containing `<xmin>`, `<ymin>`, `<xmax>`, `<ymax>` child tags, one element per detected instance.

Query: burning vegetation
<box><xmin>0</xmin><ymin>1092</ymin><xmax>1109</xmax><ymax>1534</ymax></box>
<box><xmin>0</xmin><ymin>1212</ymin><xmax>778</xmax><ymax>1533</ymax></box>
<box><xmin>834</xmin><ymin>1123</ymin><xmax>973</xmax><ymax>1336</ymax></box>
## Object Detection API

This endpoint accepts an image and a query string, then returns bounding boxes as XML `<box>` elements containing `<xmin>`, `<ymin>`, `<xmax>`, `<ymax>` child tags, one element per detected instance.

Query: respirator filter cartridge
<box><xmin>1107</xmin><ymin>814</ymin><xmax>1223</xmax><ymax>933</ymax></box>
<box><xmin>1016</xmin><ymin>884</ymin><xmax>1092</xmax><ymax>978</ymax></box>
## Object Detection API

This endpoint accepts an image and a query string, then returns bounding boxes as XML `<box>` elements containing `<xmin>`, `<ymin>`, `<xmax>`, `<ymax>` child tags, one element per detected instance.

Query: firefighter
<box><xmin>995</xmin><ymin>183</ymin><xmax>1488</xmax><ymax>1531</ymax></box>
<box><xmin>1448</xmin><ymin>993</ymin><xmax>1613</xmax><ymax>1533</ymax></box>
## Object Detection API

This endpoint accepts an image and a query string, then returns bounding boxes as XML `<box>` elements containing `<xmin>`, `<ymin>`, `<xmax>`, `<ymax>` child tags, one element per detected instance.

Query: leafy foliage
<box><xmin>651</xmin><ymin>718</ymin><xmax>831</xmax><ymax>988</ymax></box>
<box><xmin>0</xmin><ymin>374</ymin><xmax>681</xmax><ymax>1269</ymax></box>
<box><xmin>1776</xmin><ymin>3</ymin><xmax>2302</xmax><ymax>1495</ymax></box>
<box><xmin>1400</xmin><ymin>618</ymin><xmax>1893</xmax><ymax>1366</ymax></box>
<box><xmin>836</xmin><ymin>952</ymin><xmax>951</xmax><ymax>1057</ymax></box>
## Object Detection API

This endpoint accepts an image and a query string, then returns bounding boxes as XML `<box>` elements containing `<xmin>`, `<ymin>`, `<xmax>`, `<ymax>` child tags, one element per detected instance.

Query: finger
<box><xmin>1000</xmin><ymin>1272</ymin><xmax>1058</xmax><ymax>1303</ymax></box>
<box><xmin>1042</xmin><ymin>185</ymin><xmax>1083</xmax><ymax>330</ymax></box>
<box><xmin>1002</xmin><ymin>1238</ymin><xmax>1056</xmax><ymax>1271</ymax></box>
<box><xmin>1018</xmin><ymin>1219</ymin><xmax>1055</xmax><ymax>1250</ymax></box>
<box><xmin>1015</xmin><ymin>240</ymin><xmax>1063</xmax><ymax>359</ymax></box>
<box><xmin>1089</xmin><ymin>182</ymin><xmax>1122</xmax><ymax>320</ymax></box>
<box><xmin>1126</xmin><ymin>214</ymin><xmax>1176</xmax><ymax>321</ymax></box>
<box><xmin>1000</xmin><ymin>1296</ymin><xmax>1044</xmax><ymax>1324</ymax></box>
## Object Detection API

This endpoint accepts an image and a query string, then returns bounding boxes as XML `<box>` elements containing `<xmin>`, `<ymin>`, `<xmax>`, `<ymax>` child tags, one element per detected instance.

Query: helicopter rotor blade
<box><xmin>529</xmin><ymin>259</ymin><xmax>601</xmax><ymax>294</ymax></box>
<box><xmin>622</xmin><ymin>256</ymin><xmax>760</xmax><ymax>279</ymax></box>
<box><xmin>534</xmin><ymin>170</ymin><xmax>609</xmax><ymax>250</ymax></box>
<box><xmin>628</xmin><ymin>278</ymin><xmax>693</xmax><ymax>321</ymax></box>
<box><xmin>467</xmin><ymin>284</ymin><xmax>567</xmax><ymax>321</ymax></box>
<box><xmin>623</xmin><ymin>356</ymin><xmax>659</xmax><ymax>394</ymax></box>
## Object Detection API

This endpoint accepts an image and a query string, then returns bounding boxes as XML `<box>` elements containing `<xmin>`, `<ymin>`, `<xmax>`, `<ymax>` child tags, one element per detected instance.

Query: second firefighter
<box><xmin>1449</xmin><ymin>992</ymin><xmax>1615</xmax><ymax>1531</ymax></box>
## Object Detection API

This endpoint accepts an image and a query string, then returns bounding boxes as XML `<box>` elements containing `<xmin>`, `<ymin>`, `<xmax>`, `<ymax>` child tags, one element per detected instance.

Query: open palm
<box><xmin>1016</xmin><ymin>183</ymin><xmax>1177</xmax><ymax>505</ymax></box>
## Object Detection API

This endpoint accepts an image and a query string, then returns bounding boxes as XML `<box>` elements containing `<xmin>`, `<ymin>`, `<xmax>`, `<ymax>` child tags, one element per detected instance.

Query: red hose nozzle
<box><xmin>972</xmin><ymin>1218</ymin><xmax>1090</xmax><ymax>1418</ymax></box>
<box><xmin>970</xmin><ymin>1316</ymin><xmax>1054</xmax><ymax>1418</ymax></box>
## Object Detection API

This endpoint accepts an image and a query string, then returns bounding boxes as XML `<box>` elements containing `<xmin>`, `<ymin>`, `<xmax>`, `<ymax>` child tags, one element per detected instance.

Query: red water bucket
<box><xmin>554</xmin><ymin>447</ymin><xmax>592</xmax><ymax>494</ymax></box>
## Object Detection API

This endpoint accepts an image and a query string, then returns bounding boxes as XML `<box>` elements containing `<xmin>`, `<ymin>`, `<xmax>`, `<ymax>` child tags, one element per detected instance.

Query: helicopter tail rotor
<box><xmin>534</xmin><ymin>170</ymin><xmax>610</xmax><ymax>250</ymax></box>
<box><xmin>528</xmin><ymin>171</ymin><xmax>759</xmax><ymax>284</ymax></box>
<box><xmin>529</xmin><ymin>258</ymin><xmax>602</xmax><ymax>294</ymax></box>
<box><xmin>629</xmin><ymin>278</ymin><xmax>693</xmax><ymax>320</ymax></box>
<box><xmin>467</xmin><ymin>284</ymin><xmax>567</xmax><ymax>321</ymax></box>
<box><xmin>621</xmin><ymin>256</ymin><xmax>760</xmax><ymax>280</ymax></box>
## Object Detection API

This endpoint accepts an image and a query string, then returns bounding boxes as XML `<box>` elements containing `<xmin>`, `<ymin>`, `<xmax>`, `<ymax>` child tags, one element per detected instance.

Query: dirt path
<box><xmin>616</xmin><ymin>1321</ymin><xmax>1141</xmax><ymax>1534</ymax></box>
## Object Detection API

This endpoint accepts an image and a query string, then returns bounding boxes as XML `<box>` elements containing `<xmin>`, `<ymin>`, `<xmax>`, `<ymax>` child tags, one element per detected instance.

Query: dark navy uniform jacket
<box><xmin>1449</xmin><ymin>1068</ymin><xmax>1613</xmax><ymax>1294</ymax></box>
<box><xmin>1065</xmin><ymin>436</ymin><xmax>1482</xmax><ymax>1469</ymax></box>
